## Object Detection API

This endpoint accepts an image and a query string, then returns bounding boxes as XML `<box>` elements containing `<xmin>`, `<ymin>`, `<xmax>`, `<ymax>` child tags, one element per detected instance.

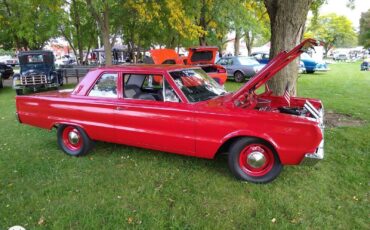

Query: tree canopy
<box><xmin>306</xmin><ymin>13</ymin><xmax>357</xmax><ymax>56</ymax></box>
<box><xmin>359</xmin><ymin>9</ymin><xmax>370</xmax><ymax>48</ymax></box>
<box><xmin>0</xmin><ymin>0</ymin><xmax>63</xmax><ymax>50</ymax></box>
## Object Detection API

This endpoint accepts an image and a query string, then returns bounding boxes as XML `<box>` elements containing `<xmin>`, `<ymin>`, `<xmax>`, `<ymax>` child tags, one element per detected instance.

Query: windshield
<box><xmin>19</xmin><ymin>53</ymin><xmax>53</xmax><ymax>65</ymax></box>
<box><xmin>169</xmin><ymin>68</ymin><xmax>226</xmax><ymax>102</ymax></box>
<box><xmin>238</xmin><ymin>57</ymin><xmax>260</xmax><ymax>65</ymax></box>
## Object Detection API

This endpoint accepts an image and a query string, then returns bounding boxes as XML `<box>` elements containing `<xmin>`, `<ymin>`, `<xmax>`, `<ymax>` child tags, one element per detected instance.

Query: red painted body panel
<box><xmin>148</xmin><ymin>49</ymin><xmax>183</xmax><ymax>64</ymax></box>
<box><xmin>16</xmin><ymin>40</ymin><xmax>323</xmax><ymax>166</ymax></box>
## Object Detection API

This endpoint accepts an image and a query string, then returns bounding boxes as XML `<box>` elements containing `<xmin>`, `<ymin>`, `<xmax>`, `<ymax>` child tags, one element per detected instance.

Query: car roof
<box><xmin>91</xmin><ymin>64</ymin><xmax>200</xmax><ymax>72</ymax></box>
<box><xmin>19</xmin><ymin>50</ymin><xmax>54</xmax><ymax>55</ymax></box>
<box><xmin>221</xmin><ymin>56</ymin><xmax>254</xmax><ymax>59</ymax></box>
<box><xmin>251</xmin><ymin>52</ymin><xmax>269</xmax><ymax>54</ymax></box>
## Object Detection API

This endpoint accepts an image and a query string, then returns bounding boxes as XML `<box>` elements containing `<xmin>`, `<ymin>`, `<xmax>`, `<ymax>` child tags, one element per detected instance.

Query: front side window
<box><xmin>89</xmin><ymin>73</ymin><xmax>118</xmax><ymax>98</ymax></box>
<box><xmin>169</xmin><ymin>69</ymin><xmax>226</xmax><ymax>102</ymax></box>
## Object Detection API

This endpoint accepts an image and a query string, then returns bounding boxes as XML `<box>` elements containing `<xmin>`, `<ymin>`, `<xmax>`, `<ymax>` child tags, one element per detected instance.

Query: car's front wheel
<box><xmin>57</xmin><ymin>125</ymin><xmax>94</xmax><ymax>156</ymax></box>
<box><xmin>234</xmin><ymin>71</ymin><xmax>245</xmax><ymax>83</ymax></box>
<box><xmin>228</xmin><ymin>137</ymin><xmax>282</xmax><ymax>183</ymax></box>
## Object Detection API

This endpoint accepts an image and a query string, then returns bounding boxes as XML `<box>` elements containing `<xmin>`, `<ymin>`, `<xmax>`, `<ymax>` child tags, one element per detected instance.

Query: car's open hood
<box><xmin>187</xmin><ymin>46</ymin><xmax>218</xmax><ymax>65</ymax></box>
<box><xmin>148</xmin><ymin>49</ymin><xmax>182</xmax><ymax>64</ymax></box>
<box><xmin>231</xmin><ymin>39</ymin><xmax>318</xmax><ymax>102</ymax></box>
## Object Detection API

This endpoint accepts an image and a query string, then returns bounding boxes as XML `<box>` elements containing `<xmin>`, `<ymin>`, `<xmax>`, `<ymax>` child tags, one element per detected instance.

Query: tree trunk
<box><xmin>84</xmin><ymin>46</ymin><xmax>91</xmax><ymax>65</ymax></box>
<box><xmin>198</xmin><ymin>0</ymin><xmax>207</xmax><ymax>46</ymax></box>
<box><xmin>102</xmin><ymin>9</ymin><xmax>112</xmax><ymax>66</ymax></box>
<box><xmin>86</xmin><ymin>0</ymin><xmax>112</xmax><ymax>66</ymax></box>
<box><xmin>71</xmin><ymin>0</ymin><xmax>83</xmax><ymax>65</ymax></box>
<box><xmin>264</xmin><ymin>0</ymin><xmax>313</xmax><ymax>96</ymax></box>
<box><xmin>234</xmin><ymin>29</ymin><xmax>240</xmax><ymax>56</ymax></box>
<box><xmin>245</xmin><ymin>31</ymin><xmax>254</xmax><ymax>56</ymax></box>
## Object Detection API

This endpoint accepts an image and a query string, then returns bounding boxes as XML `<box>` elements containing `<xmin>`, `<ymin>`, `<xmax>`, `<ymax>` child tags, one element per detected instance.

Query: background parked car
<box><xmin>361</xmin><ymin>61</ymin><xmax>369</xmax><ymax>71</ymax></box>
<box><xmin>0</xmin><ymin>71</ymin><xmax>3</xmax><ymax>88</ymax></box>
<box><xmin>0</xmin><ymin>62</ymin><xmax>14</xmax><ymax>79</ymax></box>
<box><xmin>251</xmin><ymin>51</ymin><xmax>328</xmax><ymax>74</ymax></box>
<box><xmin>216</xmin><ymin>56</ymin><xmax>264</xmax><ymax>82</ymax></box>
<box><xmin>298</xmin><ymin>60</ymin><xmax>306</xmax><ymax>73</ymax></box>
<box><xmin>333</xmin><ymin>53</ymin><xmax>348</xmax><ymax>61</ymax></box>
<box><xmin>13</xmin><ymin>50</ymin><xmax>63</xmax><ymax>95</ymax></box>
<box><xmin>250</xmin><ymin>52</ymin><xmax>270</xmax><ymax>64</ymax></box>
<box><xmin>0</xmin><ymin>55</ymin><xmax>18</xmax><ymax>67</ymax></box>
<box><xmin>146</xmin><ymin>47</ymin><xmax>227</xmax><ymax>85</ymax></box>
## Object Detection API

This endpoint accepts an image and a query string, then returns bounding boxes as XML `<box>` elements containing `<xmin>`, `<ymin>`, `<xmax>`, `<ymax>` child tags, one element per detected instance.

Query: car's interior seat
<box><xmin>124</xmin><ymin>84</ymin><xmax>141</xmax><ymax>98</ymax></box>
<box><xmin>135</xmin><ymin>92</ymin><xmax>156</xmax><ymax>101</ymax></box>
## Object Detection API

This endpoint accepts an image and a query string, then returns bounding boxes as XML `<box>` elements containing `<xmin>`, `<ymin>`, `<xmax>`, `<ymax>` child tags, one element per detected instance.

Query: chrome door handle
<box><xmin>116</xmin><ymin>106</ymin><xmax>126</xmax><ymax>110</ymax></box>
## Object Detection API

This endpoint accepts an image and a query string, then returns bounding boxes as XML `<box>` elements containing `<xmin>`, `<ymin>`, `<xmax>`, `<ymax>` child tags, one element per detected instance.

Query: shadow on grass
<box><xmin>44</xmin><ymin>135</ymin><xmax>234</xmax><ymax>180</ymax></box>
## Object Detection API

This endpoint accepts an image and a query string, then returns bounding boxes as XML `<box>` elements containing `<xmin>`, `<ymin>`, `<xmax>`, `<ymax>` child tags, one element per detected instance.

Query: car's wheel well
<box><xmin>233</xmin><ymin>70</ymin><xmax>243</xmax><ymax>76</ymax></box>
<box><xmin>215</xmin><ymin>135</ymin><xmax>278</xmax><ymax>159</ymax></box>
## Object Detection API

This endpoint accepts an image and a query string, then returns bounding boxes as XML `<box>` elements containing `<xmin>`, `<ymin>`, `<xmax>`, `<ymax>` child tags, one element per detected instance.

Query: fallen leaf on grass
<box><xmin>38</xmin><ymin>216</ymin><xmax>45</xmax><ymax>225</ymax></box>
<box><xmin>271</xmin><ymin>218</ymin><xmax>277</xmax><ymax>223</ymax></box>
<box><xmin>127</xmin><ymin>217</ymin><xmax>133</xmax><ymax>224</ymax></box>
<box><xmin>353</xmin><ymin>196</ymin><xmax>359</xmax><ymax>201</ymax></box>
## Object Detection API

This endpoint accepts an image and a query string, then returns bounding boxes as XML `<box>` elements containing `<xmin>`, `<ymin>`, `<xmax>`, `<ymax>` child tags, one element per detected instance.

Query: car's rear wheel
<box><xmin>228</xmin><ymin>137</ymin><xmax>282</xmax><ymax>183</ymax></box>
<box><xmin>57</xmin><ymin>125</ymin><xmax>94</xmax><ymax>156</ymax></box>
<box><xmin>234</xmin><ymin>71</ymin><xmax>245</xmax><ymax>83</ymax></box>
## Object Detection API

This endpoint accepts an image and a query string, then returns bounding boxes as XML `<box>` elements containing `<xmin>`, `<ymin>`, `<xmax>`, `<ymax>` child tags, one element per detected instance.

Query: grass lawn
<box><xmin>0</xmin><ymin>62</ymin><xmax>369</xmax><ymax>229</ymax></box>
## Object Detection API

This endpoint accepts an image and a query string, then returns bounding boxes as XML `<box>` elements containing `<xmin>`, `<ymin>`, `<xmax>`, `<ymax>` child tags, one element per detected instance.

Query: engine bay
<box><xmin>254</xmin><ymin>96</ymin><xmax>321</xmax><ymax>119</ymax></box>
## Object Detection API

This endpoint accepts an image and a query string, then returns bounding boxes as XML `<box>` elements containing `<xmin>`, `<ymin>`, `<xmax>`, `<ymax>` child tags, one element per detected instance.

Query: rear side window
<box><xmin>89</xmin><ymin>73</ymin><xmax>118</xmax><ymax>98</ymax></box>
<box><xmin>162</xmin><ymin>59</ymin><xmax>176</xmax><ymax>64</ymax></box>
<box><xmin>190</xmin><ymin>51</ymin><xmax>213</xmax><ymax>62</ymax></box>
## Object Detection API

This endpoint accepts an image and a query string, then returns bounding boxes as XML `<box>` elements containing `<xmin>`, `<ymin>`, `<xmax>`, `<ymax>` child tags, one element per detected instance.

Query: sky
<box><xmin>319</xmin><ymin>0</ymin><xmax>370</xmax><ymax>29</ymax></box>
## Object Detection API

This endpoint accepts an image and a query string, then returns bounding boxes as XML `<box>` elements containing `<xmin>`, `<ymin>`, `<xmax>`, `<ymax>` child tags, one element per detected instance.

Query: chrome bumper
<box><xmin>300</xmin><ymin>139</ymin><xmax>324</xmax><ymax>166</ymax></box>
<box><xmin>301</xmin><ymin>105</ymin><xmax>325</xmax><ymax>166</ymax></box>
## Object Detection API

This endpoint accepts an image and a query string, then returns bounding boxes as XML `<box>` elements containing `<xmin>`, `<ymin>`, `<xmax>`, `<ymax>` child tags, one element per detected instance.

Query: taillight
<box><xmin>217</xmin><ymin>68</ymin><xmax>226</xmax><ymax>73</ymax></box>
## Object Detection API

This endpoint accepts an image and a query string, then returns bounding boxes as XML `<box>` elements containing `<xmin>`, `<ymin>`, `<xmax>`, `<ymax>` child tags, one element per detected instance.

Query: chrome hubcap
<box><xmin>247</xmin><ymin>151</ymin><xmax>266</xmax><ymax>168</ymax></box>
<box><xmin>68</xmin><ymin>130</ymin><xmax>79</xmax><ymax>145</ymax></box>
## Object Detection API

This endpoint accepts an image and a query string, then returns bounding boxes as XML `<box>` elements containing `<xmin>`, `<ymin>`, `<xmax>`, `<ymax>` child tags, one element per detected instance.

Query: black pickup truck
<box><xmin>13</xmin><ymin>50</ymin><xmax>63</xmax><ymax>95</ymax></box>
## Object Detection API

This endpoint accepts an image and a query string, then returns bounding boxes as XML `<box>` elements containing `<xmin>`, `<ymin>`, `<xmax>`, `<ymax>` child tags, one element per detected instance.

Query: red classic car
<box><xmin>16</xmin><ymin>39</ymin><xmax>324</xmax><ymax>183</ymax></box>
<box><xmin>146</xmin><ymin>47</ymin><xmax>228</xmax><ymax>85</ymax></box>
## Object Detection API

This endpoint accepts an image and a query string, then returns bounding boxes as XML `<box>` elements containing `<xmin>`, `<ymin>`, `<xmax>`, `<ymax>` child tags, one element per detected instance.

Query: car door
<box><xmin>225</xmin><ymin>58</ymin><xmax>235</xmax><ymax>76</ymax></box>
<box><xmin>114</xmin><ymin>71</ymin><xmax>196</xmax><ymax>156</ymax></box>
<box><xmin>75</xmin><ymin>72</ymin><xmax>118</xmax><ymax>143</ymax></box>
